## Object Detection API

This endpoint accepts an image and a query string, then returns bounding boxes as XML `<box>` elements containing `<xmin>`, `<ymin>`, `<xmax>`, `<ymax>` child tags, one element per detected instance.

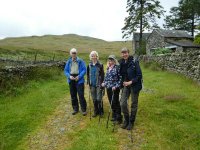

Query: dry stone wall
<box><xmin>0</xmin><ymin>61</ymin><xmax>66</xmax><ymax>81</ymax></box>
<box><xmin>140</xmin><ymin>49</ymin><xmax>200</xmax><ymax>83</ymax></box>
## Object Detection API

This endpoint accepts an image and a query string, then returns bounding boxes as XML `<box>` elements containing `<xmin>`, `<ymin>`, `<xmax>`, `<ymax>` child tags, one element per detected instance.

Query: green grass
<box><xmin>66</xmin><ymin>119</ymin><xmax>118</xmax><ymax>150</ymax></box>
<box><xmin>0</xmin><ymin>73</ymin><xmax>68</xmax><ymax>150</ymax></box>
<box><xmin>0</xmin><ymin>64</ymin><xmax>200</xmax><ymax>149</ymax></box>
<box><xmin>61</xmin><ymin>64</ymin><xmax>200</xmax><ymax>150</ymax></box>
<box><xmin>136</xmin><ymin>65</ymin><xmax>200</xmax><ymax>149</ymax></box>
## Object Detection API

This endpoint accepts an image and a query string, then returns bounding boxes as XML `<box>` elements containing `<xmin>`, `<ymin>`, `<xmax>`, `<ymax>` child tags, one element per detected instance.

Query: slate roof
<box><xmin>155</xmin><ymin>29</ymin><xmax>193</xmax><ymax>39</ymax></box>
<box><xmin>166</xmin><ymin>39</ymin><xmax>200</xmax><ymax>48</ymax></box>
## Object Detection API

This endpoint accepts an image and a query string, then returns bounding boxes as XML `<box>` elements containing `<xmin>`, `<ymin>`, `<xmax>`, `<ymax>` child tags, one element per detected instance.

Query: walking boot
<box><xmin>100</xmin><ymin>101</ymin><xmax>104</xmax><ymax>115</ymax></box>
<box><xmin>116</xmin><ymin>114</ymin><xmax>123</xmax><ymax>124</ymax></box>
<box><xmin>121</xmin><ymin>115</ymin><xmax>129</xmax><ymax>129</ymax></box>
<box><xmin>98</xmin><ymin>101</ymin><xmax>104</xmax><ymax>117</ymax></box>
<box><xmin>72</xmin><ymin>110</ymin><xmax>79</xmax><ymax>115</ymax></box>
<box><xmin>126</xmin><ymin>121</ymin><xmax>134</xmax><ymax>130</ymax></box>
<box><xmin>128</xmin><ymin>111</ymin><xmax>136</xmax><ymax>130</ymax></box>
<box><xmin>111</xmin><ymin>111</ymin><xmax>116</xmax><ymax>121</ymax></box>
<box><xmin>92</xmin><ymin>101</ymin><xmax>99</xmax><ymax>117</ymax></box>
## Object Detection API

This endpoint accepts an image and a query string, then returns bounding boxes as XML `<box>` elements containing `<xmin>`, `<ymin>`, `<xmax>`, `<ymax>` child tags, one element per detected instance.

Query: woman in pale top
<box><xmin>87</xmin><ymin>51</ymin><xmax>104</xmax><ymax>117</ymax></box>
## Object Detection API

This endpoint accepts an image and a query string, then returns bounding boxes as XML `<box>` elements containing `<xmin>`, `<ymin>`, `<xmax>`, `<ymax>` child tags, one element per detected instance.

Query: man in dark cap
<box><xmin>119</xmin><ymin>47</ymin><xmax>143</xmax><ymax>130</ymax></box>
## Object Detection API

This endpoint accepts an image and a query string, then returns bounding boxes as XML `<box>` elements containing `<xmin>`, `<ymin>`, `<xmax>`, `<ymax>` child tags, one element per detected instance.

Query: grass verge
<box><xmin>0</xmin><ymin>72</ymin><xmax>68</xmax><ymax>150</ymax></box>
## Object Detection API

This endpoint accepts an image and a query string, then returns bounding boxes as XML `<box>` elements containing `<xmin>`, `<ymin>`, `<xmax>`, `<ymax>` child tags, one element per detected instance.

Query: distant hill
<box><xmin>0</xmin><ymin>34</ymin><xmax>132</xmax><ymax>55</ymax></box>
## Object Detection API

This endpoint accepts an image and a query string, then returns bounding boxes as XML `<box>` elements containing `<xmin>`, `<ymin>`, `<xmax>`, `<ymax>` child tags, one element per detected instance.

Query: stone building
<box><xmin>133</xmin><ymin>32</ymin><xmax>150</xmax><ymax>54</ymax></box>
<box><xmin>146</xmin><ymin>29</ymin><xmax>200</xmax><ymax>55</ymax></box>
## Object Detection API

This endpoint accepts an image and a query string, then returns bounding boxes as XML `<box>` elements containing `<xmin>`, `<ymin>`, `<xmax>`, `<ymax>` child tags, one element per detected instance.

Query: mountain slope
<box><xmin>0</xmin><ymin>34</ymin><xmax>132</xmax><ymax>55</ymax></box>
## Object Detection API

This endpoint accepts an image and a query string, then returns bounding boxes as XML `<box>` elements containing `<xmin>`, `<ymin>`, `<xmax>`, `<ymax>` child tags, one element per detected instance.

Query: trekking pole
<box><xmin>88</xmin><ymin>86</ymin><xmax>92</xmax><ymax>120</ymax></box>
<box><xmin>131</xmin><ymin>128</ymin><xmax>133</xmax><ymax>143</ymax></box>
<box><xmin>112</xmin><ymin>114</ymin><xmax>116</xmax><ymax>132</ymax></box>
<box><xmin>98</xmin><ymin>100</ymin><xmax>102</xmax><ymax>124</ymax></box>
<box><xmin>128</xmin><ymin>95</ymin><xmax>133</xmax><ymax>143</ymax></box>
<box><xmin>98</xmin><ymin>88</ymin><xmax>105</xmax><ymax>124</ymax></box>
<box><xmin>106</xmin><ymin>91</ymin><xmax>114</xmax><ymax>128</ymax></box>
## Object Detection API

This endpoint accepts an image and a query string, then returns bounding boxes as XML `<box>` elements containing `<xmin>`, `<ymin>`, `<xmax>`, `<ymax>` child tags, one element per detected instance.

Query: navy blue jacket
<box><xmin>119</xmin><ymin>56</ymin><xmax>143</xmax><ymax>93</ymax></box>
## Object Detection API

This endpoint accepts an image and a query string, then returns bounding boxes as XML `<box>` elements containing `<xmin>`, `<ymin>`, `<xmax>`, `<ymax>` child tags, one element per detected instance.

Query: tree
<box><xmin>164</xmin><ymin>0</ymin><xmax>200</xmax><ymax>37</ymax></box>
<box><xmin>122</xmin><ymin>0</ymin><xmax>165</xmax><ymax>55</ymax></box>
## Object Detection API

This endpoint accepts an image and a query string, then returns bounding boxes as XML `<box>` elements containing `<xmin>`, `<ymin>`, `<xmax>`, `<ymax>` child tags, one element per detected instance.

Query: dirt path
<box><xmin>20</xmin><ymin>87</ymin><xmax>145</xmax><ymax>150</ymax></box>
<box><xmin>21</xmin><ymin>94</ymin><xmax>89</xmax><ymax>150</ymax></box>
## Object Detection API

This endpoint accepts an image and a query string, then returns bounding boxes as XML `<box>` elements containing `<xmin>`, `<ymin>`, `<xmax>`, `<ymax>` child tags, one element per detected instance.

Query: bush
<box><xmin>152</xmin><ymin>48</ymin><xmax>172</xmax><ymax>55</ymax></box>
<box><xmin>194</xmin><ymin>33</ymin><xmax>200</xmax><ymax>45</ymax></box>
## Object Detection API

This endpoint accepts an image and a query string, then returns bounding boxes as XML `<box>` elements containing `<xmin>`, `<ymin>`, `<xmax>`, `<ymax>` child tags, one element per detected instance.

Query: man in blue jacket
<box><xmin>119</xmin><ymin>47</ymin><xmax>143</xmax><ymax>130</ymax></box>
<box><xmin>64</xmin><ymin>48</ymin><xmax>87</xmax><ymax>116</ymax></box>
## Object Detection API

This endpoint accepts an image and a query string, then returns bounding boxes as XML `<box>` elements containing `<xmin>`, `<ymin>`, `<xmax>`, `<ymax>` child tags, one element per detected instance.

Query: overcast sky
<box><xmin>0</xmin><ymin>0</ymin><xmax>179</xmax><ymax>41</ymax></box>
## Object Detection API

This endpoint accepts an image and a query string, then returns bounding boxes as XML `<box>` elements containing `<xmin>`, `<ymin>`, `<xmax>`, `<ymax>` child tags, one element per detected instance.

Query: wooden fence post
<box><xmin>34</xmin><ymin>52</ymin><xmax>38</xmax><ymax>63</ymax></box>
<box><xmin>53</xmin><ymin>54</ymin><xmax>55</xmax><ymax>61</ymax></box>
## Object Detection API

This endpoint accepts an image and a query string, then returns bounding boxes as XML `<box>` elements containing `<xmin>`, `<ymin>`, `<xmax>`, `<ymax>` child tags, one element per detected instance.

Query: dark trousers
<box><xmin>120</xmin><ymin>86</ymin><xmax>139</xmax><ymax>123</ymax></box>
<box><xmin>106</xmin><ymin>88</ymin><xmax>122</xmax><ymax>121</ymax></box>
<box><xmin>69</xmin><ymin>81</ymin><xmax>87</xmax><ymax>112</ymax></box>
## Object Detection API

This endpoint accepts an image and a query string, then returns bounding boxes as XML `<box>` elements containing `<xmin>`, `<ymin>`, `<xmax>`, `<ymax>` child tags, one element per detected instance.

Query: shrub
<box><xmin>152</xmin><ymin>48</ymin><xmax>172</xmax><ymax>55</ymax></box>
<box><xmin>194</xmin><ymin>33</ymin><xmax>200</xmax><ymax>45</ymax></box>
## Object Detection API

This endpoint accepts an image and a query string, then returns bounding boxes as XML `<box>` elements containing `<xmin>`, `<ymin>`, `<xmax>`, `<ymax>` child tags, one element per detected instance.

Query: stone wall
<box><xmin>140</xmin><ymin>49</ymin><xmax>200</xmax><ymax>83</ymax></box>
<box><xmin>0</xmin><ymin>61</ymin><xmax>66</xmax><ymax>82</ymax></box>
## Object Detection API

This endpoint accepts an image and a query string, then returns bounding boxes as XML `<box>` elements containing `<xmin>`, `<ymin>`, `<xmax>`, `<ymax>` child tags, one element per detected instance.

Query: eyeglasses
<box><xmin>72</xmin><ymin>52</ymin><xmax>77</xmax><ymax>54</ymax></box>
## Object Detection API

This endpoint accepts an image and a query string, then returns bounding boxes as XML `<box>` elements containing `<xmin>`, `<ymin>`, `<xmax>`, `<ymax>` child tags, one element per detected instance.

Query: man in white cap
<box><xmin>64</xmin><ymin>48</ymin><xmax>87</xmax><ymax>116</ymax></box>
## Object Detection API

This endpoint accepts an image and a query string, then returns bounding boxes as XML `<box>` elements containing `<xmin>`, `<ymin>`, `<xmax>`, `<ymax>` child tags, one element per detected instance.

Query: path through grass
<box><xmin>1</xmin><ymin>65</ymin><xmax>200</xmax><ymax>150</ymax></box>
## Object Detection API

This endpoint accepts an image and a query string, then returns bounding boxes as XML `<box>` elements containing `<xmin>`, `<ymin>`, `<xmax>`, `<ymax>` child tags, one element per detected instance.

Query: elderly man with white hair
<box><xmin>87</xmin><ymin>51</ymin><xmax>104</xmax><ymax>117</ymax></box>
<box><xmin>64</xmin><ymin>48</ymin><xmax>87</xmax><ymax>116</ymax></box>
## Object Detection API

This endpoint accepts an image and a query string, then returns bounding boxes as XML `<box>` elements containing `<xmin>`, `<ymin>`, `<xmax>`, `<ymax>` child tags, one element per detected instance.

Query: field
<box><xmin>0</xmin><ymin>34</ymin><xmax>200</xmax><ymax>150</ymax></box>
<box><xmin>0</xmin><ymin>34</ymin><xmax>132</xmax><ymax>63</ymax></box>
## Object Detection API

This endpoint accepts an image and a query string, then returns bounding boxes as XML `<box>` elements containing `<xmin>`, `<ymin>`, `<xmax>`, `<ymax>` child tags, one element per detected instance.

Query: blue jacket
<box><xmin>64</xmin><ymin>57</ymin><xmax>86</xmax><ymax>84</ymax></box>
<box><xmin>87</xmin><ymin>61</ymin><xmax>104</xmax><ymax>87</ymax></box>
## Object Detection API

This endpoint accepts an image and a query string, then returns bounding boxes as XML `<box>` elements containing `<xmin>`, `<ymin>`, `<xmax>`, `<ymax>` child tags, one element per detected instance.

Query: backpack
<box><xmin>132</xmin><ymin>56</ymin><xmax>143</xmax><ymax>89</ymax></box>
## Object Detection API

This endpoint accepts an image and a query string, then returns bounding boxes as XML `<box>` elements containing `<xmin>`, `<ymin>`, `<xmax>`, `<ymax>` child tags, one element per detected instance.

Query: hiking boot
<box><xmin>82</xmin><ymin>111</ymin><xmax>87</xmax><ymax>116</ymax></box>
<box><xmin>93</xmin><ymin>101</ymin><xmax>99</xmax><ymax>117</ymax></box>
<box><xmin>121</xmin><ymin>120</ymin><xmax>129</xmax><ymax>129</ymax></box>
<box><xmin>72</xmin><ymin>110</ymin><xmax>79</xmax><ymax>115</ymax></box>
<box><xmin>126</xmin><ymin>122</ymin><xmax>134</xmax><ymax>130</ymax></box>
<box><xmin>121</xmin><ymin>115</ymin><xmax>129</xmax><ymax>129</ymax></box>
<box><xmin>116</xmin><ymin>118</ymin><xmax>122</xmax><ymax>125</ymax></box>
<box><xmin>99</xmin><ymin>112</ymin><xmax>104</xmax><ymax>118</ymax></box>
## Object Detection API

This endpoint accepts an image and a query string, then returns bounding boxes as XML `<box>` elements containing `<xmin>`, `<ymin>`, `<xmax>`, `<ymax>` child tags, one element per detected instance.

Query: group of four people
<box><xmin>64</xmin><ymin>47</ymin><xmax>143</xmax><ymax>130</ymax></box>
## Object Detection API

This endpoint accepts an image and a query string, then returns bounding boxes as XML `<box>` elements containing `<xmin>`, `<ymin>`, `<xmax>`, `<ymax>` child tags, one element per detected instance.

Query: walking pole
<box><xmin>131</xmin><ymin>128</ymin><xmax>133</xmax><ymax>143</ymax></box>
<box><xmin>98</xmin><ymin>88</ymin><xmax>105</xmax><ymax>124</ymax></box>
<box><xmin>106</xmin><ymin>91</ymin><xmax>114</xmax><ymax>128</ymax></box>
<box><xmin>98</xmin><ymin>100</ymin><xmax>102</xmax><ymax>124</ymax></box>
<box><xmin>112</xmin><ymin>114</ymin><xmax>116</xmax><ymax>132</ymax></box>
<box><xmin>88</xmin><ymin>85</ymin><xmax>92</xmax><ymax>121</ymax></box>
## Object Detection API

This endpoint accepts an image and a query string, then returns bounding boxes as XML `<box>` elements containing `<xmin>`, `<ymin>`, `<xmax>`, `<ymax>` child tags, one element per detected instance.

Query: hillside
<box><xmin>0</xmin><ymin>34</ymin><xmax>132</xmax><ymax>56</ymax></box>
